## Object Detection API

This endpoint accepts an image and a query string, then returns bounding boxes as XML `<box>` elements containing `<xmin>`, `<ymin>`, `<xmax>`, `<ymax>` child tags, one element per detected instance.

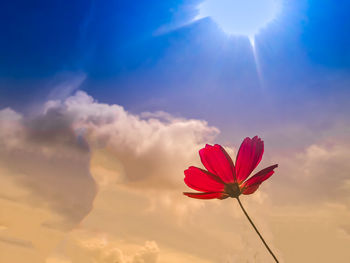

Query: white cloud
<box><xmin>0</xmin><ymin>90</ymin><xmax>219</xmax><ymax>227</ymax></box>
<box><xmin>47</xmin><ymin>91</ymin><xmax>219</xmax><ymax>188</ymax></box>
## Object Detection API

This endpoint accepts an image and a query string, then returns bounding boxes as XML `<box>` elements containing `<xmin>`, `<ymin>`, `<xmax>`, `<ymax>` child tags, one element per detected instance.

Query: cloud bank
<box><xmin>0</xmin><ymin>90</ymin><xmax>350</xmax><ymax>262</ymax></box>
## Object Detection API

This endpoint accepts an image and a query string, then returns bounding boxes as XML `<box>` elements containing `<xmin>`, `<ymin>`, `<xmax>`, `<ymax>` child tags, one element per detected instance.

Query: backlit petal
<box><xmin>184</xmin><ymin>166</ymin><xmax>225</xmax><ymax>192</ymax></box>
<box><xmin>241</xmin><ymin>184</ymin><xmax>260</xmax><ymax>195</ymax></box>
<box><xmin>235</xmin><ymin>136</ymin><xmax>264</xmax><ymax>183</ymax></box>
<box><xmin>241</xmin><ymin>164</ymin><xmax>278</xmax><ymax>195</ymax></box>
<box><xmin>183</xmin><ymin>192</ymin><xmax>224</xmax><ymax>199</ymax></box>
<box><xmin>199</xmin><ymin>144</ymin><xmax>235</xmax><ymax>183</ymax></box>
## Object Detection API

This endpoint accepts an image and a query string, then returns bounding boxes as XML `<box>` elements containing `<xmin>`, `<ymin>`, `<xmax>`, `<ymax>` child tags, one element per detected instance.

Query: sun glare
<box><xmin>194</xmin><ymin>0</ymin><xmax>282</xmax><ymax>89</ymax></box>
<box><xmin>195</xmin><ymin>0</ymin><xmax>281</xmax><ymax>44</ymax></box>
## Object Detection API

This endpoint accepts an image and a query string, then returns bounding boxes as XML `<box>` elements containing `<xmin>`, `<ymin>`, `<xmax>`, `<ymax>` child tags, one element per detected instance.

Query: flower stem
<box><xmin>236</xmin><ymin>197</ymin><xmax>279</xmax><ymax>263</ymax></box>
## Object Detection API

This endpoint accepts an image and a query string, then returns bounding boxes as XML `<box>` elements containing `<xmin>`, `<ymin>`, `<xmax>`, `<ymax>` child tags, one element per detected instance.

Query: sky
<box><xmin>0</xmin><ymin>0</ymin><xmax>350</xmax><ymax>262</ymax></box>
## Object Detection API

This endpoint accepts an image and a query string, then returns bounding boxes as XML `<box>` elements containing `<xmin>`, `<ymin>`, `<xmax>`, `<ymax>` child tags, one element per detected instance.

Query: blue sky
<box><xmin>1</xmin><ymin>0</ymin><xmax>350</xmax><ymax>142</ymax></box>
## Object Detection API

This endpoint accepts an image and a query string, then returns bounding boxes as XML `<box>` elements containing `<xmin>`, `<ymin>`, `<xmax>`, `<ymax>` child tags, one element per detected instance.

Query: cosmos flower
<box><xmin>183</xmin><ymin>136</ymin><xmax>280</xmax><ymax>262</ymax></box>
<box><xmin>183</xmin><ymin>136</ymin><xmax>278</xmax><ymax>199</ymax></box>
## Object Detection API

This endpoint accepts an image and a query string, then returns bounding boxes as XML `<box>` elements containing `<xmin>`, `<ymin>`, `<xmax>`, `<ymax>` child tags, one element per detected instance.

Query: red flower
<box><xmin>183</xmin><ymin>136</ymin><xmax>278</xmax><ymax>199</ymax></box>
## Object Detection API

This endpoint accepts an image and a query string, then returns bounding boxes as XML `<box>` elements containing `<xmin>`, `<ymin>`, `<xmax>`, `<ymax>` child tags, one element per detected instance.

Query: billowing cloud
<box><xmin>0</xmin><ymin>91</ymin><xmax>221</xmax><ymax>262</ymax></box>
<box><xmin>45</xmin><ymin>91</ymin><xmax>219</xmax><ymax>188</ymax></box>
<box><xmin>0</xmin><ymin>90</ymin><xmax>218</xmax><ymax>223</ymax></box>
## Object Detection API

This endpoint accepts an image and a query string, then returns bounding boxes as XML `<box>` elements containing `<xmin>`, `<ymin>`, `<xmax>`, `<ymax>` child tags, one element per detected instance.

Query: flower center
<box><xmin>224</xmin><ymin>183</ymin><xmax>241</xmax><ymax>198</ymax></box>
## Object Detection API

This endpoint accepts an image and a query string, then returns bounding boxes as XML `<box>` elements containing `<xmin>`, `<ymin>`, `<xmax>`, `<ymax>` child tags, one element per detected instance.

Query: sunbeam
<box><xmin>250</xmin><ymin>39</ymin><xmax>265</xmax><ymax>89</ymax></box>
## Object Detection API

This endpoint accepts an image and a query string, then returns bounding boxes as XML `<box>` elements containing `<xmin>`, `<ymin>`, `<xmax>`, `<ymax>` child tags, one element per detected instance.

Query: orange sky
<box><xmin>1</xmin><ymin>91</ymin><xmax>350</xmax><ymax>263</ymax></box>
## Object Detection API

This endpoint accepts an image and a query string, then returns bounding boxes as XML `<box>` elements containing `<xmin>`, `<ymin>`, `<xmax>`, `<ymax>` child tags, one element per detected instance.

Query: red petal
<box><xmin>183</xmin><ymin>192</ymin><xmax>224</xmax><ymax>199</ymax></box>
<box><xmin>184</xmin><ymin>166</ymin><xmax>225</xmax><ymax>192</ymax></box>
<box><xmin>235</xmin><ymin>136</ymin><xmax>264</xmax><ymax>183</ymax></box>
<box><xmin>241</xmin><ymin>164</ymin><xmax>278</xmax><ymax>195</ymax></box>
<box><xmin>199</xmin><ymin>144</ymin><xmax>235</xmax><ymax>183</ymax></box>
<box><xmin>241</xmin><ymin>184</ymin><xmax>260</xmax><ymax>195</ymax></box>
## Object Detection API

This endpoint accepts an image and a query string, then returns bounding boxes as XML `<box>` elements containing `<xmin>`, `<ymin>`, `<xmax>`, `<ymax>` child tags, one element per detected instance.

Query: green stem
<box><xmin>236</xmin><ymin>197</ymin><xmax>279</xmax><ymax>263</ymax></box>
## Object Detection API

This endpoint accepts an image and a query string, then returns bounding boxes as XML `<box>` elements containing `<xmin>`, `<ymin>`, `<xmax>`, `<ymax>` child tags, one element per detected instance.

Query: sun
<box><xmin>195</xmin><ymin>0</ymin><xmax>281</xmax><ymax>44</ymax></box>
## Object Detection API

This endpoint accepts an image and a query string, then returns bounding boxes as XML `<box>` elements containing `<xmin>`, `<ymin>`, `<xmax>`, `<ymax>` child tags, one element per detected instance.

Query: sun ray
<box><xmin>250</xmin><ymin>38</ymin><xmax>265</xmax><ymax>90</ymax></box>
